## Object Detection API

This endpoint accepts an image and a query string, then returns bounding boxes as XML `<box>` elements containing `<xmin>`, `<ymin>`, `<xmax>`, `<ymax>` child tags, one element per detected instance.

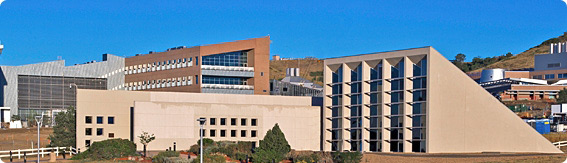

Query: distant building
<box><xmin>281</xmin><ymin>68</ymin><xmax>322</xmax><ymax>90</ymax></box>
<box><xmin>272</xmin><ymin>55</ymin><xmax>280</xmax><ymax>61</ymax></box>
<box><xmin>474</xmin><ymin>42</ymin><xmax>567</xmax><ymax>101</ymax></box>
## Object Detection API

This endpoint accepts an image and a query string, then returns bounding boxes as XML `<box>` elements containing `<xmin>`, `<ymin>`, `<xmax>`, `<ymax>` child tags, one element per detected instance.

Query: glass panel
<box><xmin>202</xmin><ymin>50</ymin><xmax>248</xmax><ymax>67</ymax></box>
<box><xmin>390</xmin><ymin>116</ymin><xmax>403</xmax><ymax>128</ymax></box>
<box><xmin>413</xmin><ymin>90</ymin><xmax>426</xmax><ymax>101</ymax></box>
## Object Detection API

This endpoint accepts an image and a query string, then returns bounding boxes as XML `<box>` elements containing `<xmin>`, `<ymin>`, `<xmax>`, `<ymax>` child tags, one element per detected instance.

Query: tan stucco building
<box><xmin>76</xmin><ymin>89</ymin><xmax>320</xmax><ymax>151</ymax></box>
<box><xmin>323</xmin><ymin>47</ymin><xmax>562</xmax><ymax>153</ymax></box>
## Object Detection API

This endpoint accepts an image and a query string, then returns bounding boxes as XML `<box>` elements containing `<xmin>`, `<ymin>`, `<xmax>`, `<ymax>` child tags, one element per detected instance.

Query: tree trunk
<box><xmin>144</xmin><ymin>145</ymin><xmax>147</xmax><ymax>157</ymax></box>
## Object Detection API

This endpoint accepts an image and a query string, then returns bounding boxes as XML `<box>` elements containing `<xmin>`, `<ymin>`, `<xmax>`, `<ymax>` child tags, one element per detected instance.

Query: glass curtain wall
<box><xmin>350</xmin><ymin>65</ymin><xmax>363</xmax><ymax>151</ymax></box>
<box><xmin>389</xmin><ymin>59</ymin><xmax>404</xmax><ymax>152</ymax></box>
<box><xmin>330</xmin><ymin>66</ymin><xmax>343</xmax><ymax>151</ymax></box>
<box><xmin>369</xmin><ymin>63</ymin><xmax>382</xmax><ymax>152</ymax></box>
<box><xmin>202</xmin><ymin>50</ymin><xmax>249</xmax><ymax>67</ymax></box>
<box><xmin>412</xmin><ymin>58</ymin><xmax>427</xmax><ymax>152</ymax></box>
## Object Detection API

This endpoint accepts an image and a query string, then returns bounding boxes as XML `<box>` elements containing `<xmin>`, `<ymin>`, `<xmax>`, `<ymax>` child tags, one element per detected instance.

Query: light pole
<box><xmin>35</xmin><ymin>113</ymin><xmax>43</xmax><ymax>163</ymax></box>
<box><xmin>196</xmin><ymin>118</ymin><xmax>206</xmax><ymax>163</ymax></box>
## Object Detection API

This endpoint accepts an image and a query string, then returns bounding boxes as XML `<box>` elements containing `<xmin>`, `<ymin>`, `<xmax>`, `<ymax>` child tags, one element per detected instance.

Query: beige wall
<box><xmin>76</xmin><ymin>89</ymin><xmax>320</xmax><ymax>151</ymax></box>
<box><xmin>427</xmin><ymin>48</ymin><xmax>561</xmax><ymax>153</ymax></box>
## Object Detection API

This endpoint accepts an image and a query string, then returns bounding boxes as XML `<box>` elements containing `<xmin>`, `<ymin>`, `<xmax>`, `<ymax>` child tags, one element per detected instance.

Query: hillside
<box><xmin>270</xmin><ymin>59</ymin><xmax>324</xmax><ymax>86</ymax></box>
<box><xmin>468</xmin><ymin>33</ymin><xmax>567</xmax><ymax>73</ymax></box>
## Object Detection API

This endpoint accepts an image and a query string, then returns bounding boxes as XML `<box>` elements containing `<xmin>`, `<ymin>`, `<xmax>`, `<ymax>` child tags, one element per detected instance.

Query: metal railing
<box><xmin>553</xmin><ymin>141</ymin><xmax>567</xmax><ymax>148</ymax></box>
<box><xmin>0</xmin><ymin>146</ymin><xmax>77</xmax><ymax>159</ymax></box>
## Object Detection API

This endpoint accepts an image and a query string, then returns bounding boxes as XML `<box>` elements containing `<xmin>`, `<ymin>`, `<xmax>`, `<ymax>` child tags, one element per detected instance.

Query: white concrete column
<box><xmin>361</xmin><ymin>61</ymin><xmax>371</xmax><ymax>152</ymax></box>
<box><xmin>341</xmin><ymin>63</ymin><xmax>352</xmax><ymax>151</ymax></box>
<box><xmin>382</xmin><ymin>59</ymin><xmax>392</xmax><ymax>152</ymax></box>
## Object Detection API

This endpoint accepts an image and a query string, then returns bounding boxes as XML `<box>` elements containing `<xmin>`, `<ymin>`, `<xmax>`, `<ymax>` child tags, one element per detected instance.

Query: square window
<box><xmin>108</xmin><ymin>117</ymin><xmax>114</xmax><ymax>124</ymax></box>
<box><xmin>251</xmin><ymin>130</ymin><xmax>257</xmax><ymax>137</ymax></box>
<box><xmin>85</xmin><ymin>116</ymin><xmax>92</xmax><ymax>124</ymax></box>
<box><xmin>97</xmin><ymin>116</ymin><xmax>103</xmax><ymax>124</ymax></box>
<box><xmin>241</xmin><ymin>130</ymin><xmax>247</xmax><ymax>137</ymax></box>
<box><xmin>96</xmin><ymin>128</ymin><xmax>103</xmax><ymax>136</ymax></box>
<box><xmin>231</xmin><ymin>130</ymin><xmax>237</xmax><ymax>137</ymax></box>
<box><xmin>220</xmin><ymin>130</ymin><xmax>226</xmax><ymax>137</ymax></box>
<box><xmin>85</xmin><ymin>140</ymin><xmax>91</xmax><ymax>147</ymax></box>
<box><xmin>220</xmin><ymin>118</ymin><xmax>226</xmax><ymax>125</ymax></box>
<box><xmin>109</xmin><ymin>133</ymin><xmax>114</xmax><ymax>138</ymax></box>
<box><xmin>261</xmin><ymin>72</ymin><xmax>264</xmax><ymax>76</ymax></box>
<box><xmin>202</xmin><ymin>129</ymin><xmax>206</xmax><ymax>137</ymax></box>
<box><xmin>210</xmin><ymin>130</ymin><xmax>216</xmax><ymax>137</ymax></box>
<box><xmin>231</xmin><ymin>118</ymin><xmax>237</xmax><ymax>126</ymax></box>
<box><xmin>210</xmin><ymin>118</ymin><xmax>216</xmax><ymax>125</ymax></box>
<box><xmin>251</xmin><ymin>119</ymin><xmax>257</xmax><ymax>126</ymax></box>
<box><xmin>85</xmin><ymin>128</ymin><xmax>92</xmax><ymax>136</ymax></box>
<box><xmin>241</xmin><ymin>119</ymin><xmax>247</xmax><ymax>126</ymax></box>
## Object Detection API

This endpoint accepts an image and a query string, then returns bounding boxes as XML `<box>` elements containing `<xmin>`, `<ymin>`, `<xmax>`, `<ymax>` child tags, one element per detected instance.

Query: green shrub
<box><xmin>253</xmin><ymin>124</ymin><xmax>291</xmax><ymax>163</ymax></box>
<box><xmin>190</xmin><ymin>154</ymin><xmax>225</xmax><ymax>163</ymax></box>
<box><xmin>207</xmin><ymin>146</ymin><xmax>234</xmax><ymax>157</ymax></box>
<box><xmin>188</xmin><ymin>144</ymin><xmax>199</xmax><ymax>154</ymax></box>
<box><xmin>153</xmin><ymin>151</ymin><xmax>180</xmax><ymax>163</ymax></box>
<box><xmin>197</xmin><ymin>138</ymin><xmax>215</xmax><ymax>147</ymax></box>
<box><xmin>332</xmin><ymin>152</ymin><xmax>362</xmax><ymax>163</ymax></box>
<box><xmin>71</xmin><ymin>138</ymin><xmax>137</xmax><ymax>160</ymax></box>
<box><xmin>161</xmin><ymin>157</ymin><xmax>190</xmax><ymax>163</ymax></box>
<box><xmin>293</xmin><ymin>153</ymin><xmax>320</xmax><ymax>163</ymax></box>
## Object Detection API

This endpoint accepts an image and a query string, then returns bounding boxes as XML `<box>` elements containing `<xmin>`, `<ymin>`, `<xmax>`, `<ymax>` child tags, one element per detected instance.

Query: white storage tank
<box><xmin>480</xmin><ymin>68</ymin><xmax>506</xmax><ymax>83</ymax></box>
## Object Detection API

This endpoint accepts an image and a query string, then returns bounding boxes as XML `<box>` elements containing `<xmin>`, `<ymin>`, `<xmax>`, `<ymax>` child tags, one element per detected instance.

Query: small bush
<box><xmin>161</xmin><ymin>157</ymin><xmax>190</xmax><ymax>163</ymax></box>
<box><xmin>71</xmin><ymin>138</ymin><xmax>137</xmax><ymax>160</ymax></box>
<box><xmin>197</xmin><ymin>138</ymin><xmax>215</xmax><ymax>147</ymax></box>
<box><xmin>332</xmin><ymin>152</ymin><xmax>362</xmax><ymax>163</ymax></box>
<box><xmin>191</xmin><ymin>154</ymin><xmax>225</xmax><ymax>163</ymax></box>
<box><xmin>293</xmin><ymin>153</ymin><xmax>320</xmax><ymax>163</ymax></box>
<box><xmin>153</xmin><ymin>151</ymin><xmax>180</xmax><ymax>163</ymax></box>
<box><xmin>207</xmin><ymin>146</ymin><xmax>234</xmax><ymax>157</ymax></box>
<box><xmin>188</xmin><ymin>144</ymin><xmax>199</xmax><ymax>154</ymax></box>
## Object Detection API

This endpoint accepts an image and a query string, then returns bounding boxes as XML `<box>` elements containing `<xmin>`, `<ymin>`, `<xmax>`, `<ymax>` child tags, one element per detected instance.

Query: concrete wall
<box><xmin>76</xmin><ymin>89</ymin><xmax>320</xmax><ymax>151</ymax></box>
<box><xmin>427</xmin><ymin>48</ymin><xmax>561</xmax><ymax>153</ymax></box>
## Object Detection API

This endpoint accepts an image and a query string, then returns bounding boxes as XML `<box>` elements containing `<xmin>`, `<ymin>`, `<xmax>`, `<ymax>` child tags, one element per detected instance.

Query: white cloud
<box><xmin>563</xmin><ymin>0</ymin><xmax>567</xmax><ymax>6</ymax></box>
<box><xmin>0</xmin><ymin>0</ymin><xmax>5</xmax><ymax>6</ymax></box>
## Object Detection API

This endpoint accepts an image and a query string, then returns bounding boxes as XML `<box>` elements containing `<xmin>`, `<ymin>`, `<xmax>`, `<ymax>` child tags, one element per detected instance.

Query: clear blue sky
<box><xmin>0</xmin><ymin>0</ymin><xmax>566</xmax><ymax>65</ymax></box>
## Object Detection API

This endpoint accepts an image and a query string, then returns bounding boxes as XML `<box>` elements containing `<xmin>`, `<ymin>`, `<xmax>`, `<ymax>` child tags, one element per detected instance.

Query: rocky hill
<box><xmin>269</xmin><ymin>59</ymin><xmax>324</xmax><ymax>86</ymax></box>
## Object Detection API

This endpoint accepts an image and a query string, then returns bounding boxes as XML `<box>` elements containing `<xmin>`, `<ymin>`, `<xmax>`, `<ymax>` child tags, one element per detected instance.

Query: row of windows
<box><xmin>202</xmin><ymin>50</ymin><xmax>248</xmax><ymax>67</ymax></box>
<box><xmin>126</xmin><ymin>76</ymin><xmax>193</xmax><ymax>91</ymax></box>
<box><xmin>85</xmin><ymin>116</ymin><xmax>114</xmax><ymax>124</ymax></box>
<box><xmin>85</xmin><ymin>128</ymin><xmax>114</xmax><ymax>137</ymax></box>
<box><xmin>203</xmin><ymin>129</ymin><xmax>258</xmax><ymax>138</ymax></box>
<box><xmin>207</xmin><ymin>118</ymin><xmax>258</xmax><ymax>126</ymax></box>
<box><xmin>125</xmin><ymin>57</ymin><xmax>197</xmax><ymax>75</ymax></box>
<box><xmin>202</xmin><ymin>76</ymin><xmax>248</xmax><ymax>85</ymax></box>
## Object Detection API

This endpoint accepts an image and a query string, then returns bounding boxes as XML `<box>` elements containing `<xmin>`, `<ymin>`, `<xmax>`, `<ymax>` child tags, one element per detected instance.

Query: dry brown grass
<box><xmin>270</xmin><ymin>59</ymin><xmax>324</xmax><ymax>85</ymax></box>
<box><xmin>0</xmin><ymin>128</ymin><xmax>53</xmax><ymax>151</ymax></box>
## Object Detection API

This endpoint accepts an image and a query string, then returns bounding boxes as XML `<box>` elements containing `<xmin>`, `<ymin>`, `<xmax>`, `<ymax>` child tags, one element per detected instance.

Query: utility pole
<box><xmin>197</xmin><ymin>118</ymin><xmax>206</xmax><ymax>163</ymax></box>
<box><xmin>35</xmin><ymin>113</ymin><xmax>43</xmax><ymax>163</ymax></box>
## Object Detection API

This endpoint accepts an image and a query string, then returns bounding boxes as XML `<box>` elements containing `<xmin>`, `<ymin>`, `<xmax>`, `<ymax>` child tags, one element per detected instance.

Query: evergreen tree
<box><xmin>557</xmin><ymin>88</ymin><xmax>567</xmax><ymax>103</ymax></box>
<box><xmin>48</xmin><ymin>106</ymin><xmax>76</xmax><ymax>147</ymax></box>
<box><xmin>253</xmin><ymin>124</ymin><xmax>291</xmax><ymax>162</ymax></box>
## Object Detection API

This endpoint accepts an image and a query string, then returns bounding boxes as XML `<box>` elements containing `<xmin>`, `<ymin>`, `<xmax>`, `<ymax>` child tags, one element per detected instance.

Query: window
<box><xmin>545</xmin><ymin>74</ymin><xmax>555</xmax><ymax>79</ymax></box>
<box><xmin>241</xmin><ymin>118</ymin><xmax>247</xmax><ymax>126</ymax></box>
<box><xmin>202</xmin><ymin>129</ymin><xmax>206</xmax><ymax>137</ymax></box>
<box><xmin>195</xmin><ymin>75</ymin><xmax>199</xmax><ymax>84</ymax></box>
<box><xmin>108</xmin><ymin>117</ymin><xmax>114</xmax><ymax>124</ymax></box>
<box><xmin>195</xmin><ymin>57</ymin><xmax>199</xmax><ymax>65</ymax></box>
<box><xmin>202</xmin><ymin>50</ymin><xmax>248</xmax><ymax>67</ymax></box>
<box><xmin>109</xmin><ymin>133</ymin><xmax>114</xmax><ymax>138</ymax></box>
<box><xmin>220</xmin><ymin>118</ymin><xmax>226</xmax><ymax>125</ymax></box>
<box><xmin>97</xmin><ymin>116</ymin><xmax>103</xmax><ymax>124</ymax></box>
<box><xmin>85</xmin><ymin>116</ymin><xmax>92</xmax><ymax>124</ymax></box>
<box><xmin>202</xmin><ymin>76</ymin><xmax>247</xmax><ymax>85</ymax></box>
<box><xmin>231</xmin><ymin>130</ymin><xmax>237</xmax><ymax>137</ymax></box>
<box><xmin>251</xmin><ymin>119</ymin><xmax>257</xmax><ymax>126</ymax></box>
<box><xmin>220</xmin><ymin>130</ymin><xmax>226</xmax><ymax>137</ymax></box>
<box><xmin>533</xmin><ymin>75</ymin><xmax>543</xmax><ymax>79</ymax></box>
<box><xmin>261</xmin><ymin>72</ymin><xmax>264</xmax><ymax>76</ymax></box>
<box><xmin>85</xmin><ymin>140</ymin><xmax>91</xmax><ymax>147</ymax></box>
<box><xmin>560</xmin><ymin>73</ymin><xmax>567</xmax><ymax>78</ymax></box>
<box><xmin>231</xmin><ymin>118</ymin><xmax>237</xmax><ymax>126</ymax></box>
<box><xmin>210</xmin><ymin>130</ymin><xmax>216</xmax><ymax>137</ymax></box>
<box><xmin>251</xmin><ymin>130</ymin><xmax>257</xmax><ymax>137</ymax></box>
<box><xmin>85</xmin><ymin>128</ymin><xmax>92</xmax><ymax>136</ymax></box>
<box><xmin>96</xmin><ymin>128</ymin><xmax>103</xmax><ymax>136</ymax></box>
<box><xmin>548</xmin><ymin>63</ymin><xmax>561</xmax><ymax>68</ymax></box>
<box><xmin>210</xmin><ymin>118</ymin><xmax>216</xmax><ymax>125</ymax></box>
<box><xmin>241</xmin><ymin>130</ymin><xmax>247</xmax><ymax>137</ymax></box>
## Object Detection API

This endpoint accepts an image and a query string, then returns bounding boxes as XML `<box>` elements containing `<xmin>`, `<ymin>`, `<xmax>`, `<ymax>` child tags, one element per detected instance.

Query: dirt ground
<box><xmin>362</xmin><ymin>153</ymin><xmax>567</xmax><ymax>163</ymax></box>
<box><xmin>0</xmin><ymin>128</ymin><xmax>53</xmax><ymax>151</ymax></box>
